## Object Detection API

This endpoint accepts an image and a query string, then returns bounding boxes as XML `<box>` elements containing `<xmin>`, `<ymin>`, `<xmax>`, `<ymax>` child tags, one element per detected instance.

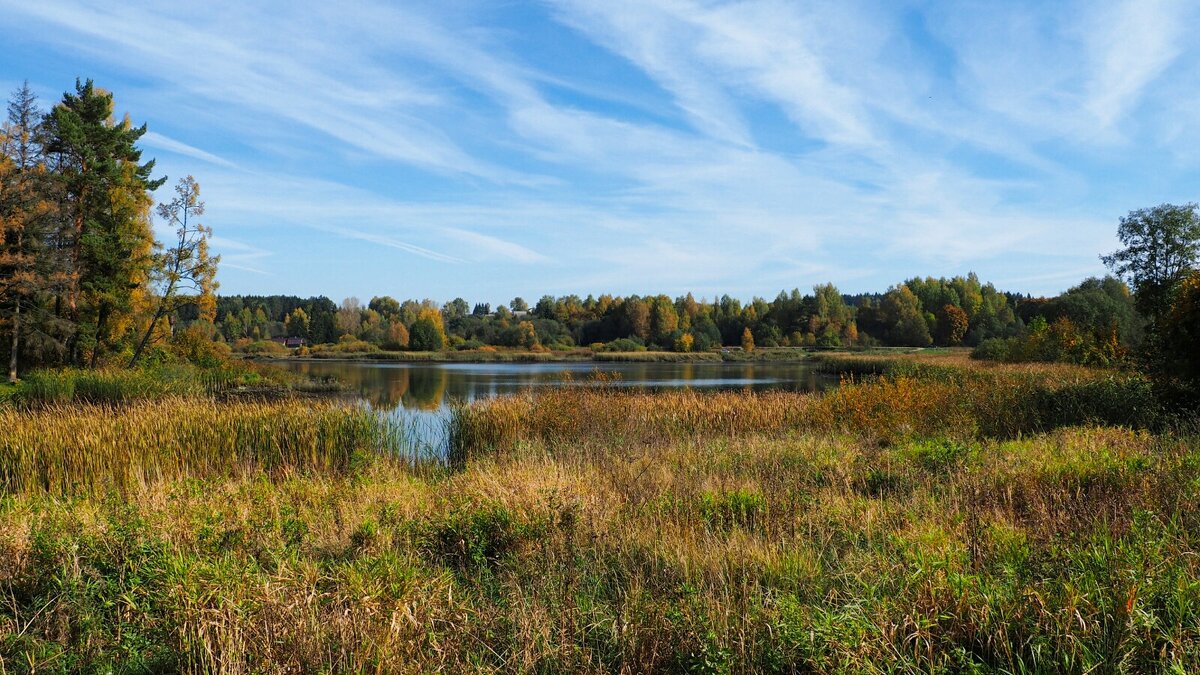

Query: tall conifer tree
<box><xmin>43</xmin><ymin>79</ymin><xmax>164</xmax><ymax>365</ymax></box>
<box><xmin>1</xmin><ymin>82</ymin><xmax>65</xmax><ymax>381</ymax></box>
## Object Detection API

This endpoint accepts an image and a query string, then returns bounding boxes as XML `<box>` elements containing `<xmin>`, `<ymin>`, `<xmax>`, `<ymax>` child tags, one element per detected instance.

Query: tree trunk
<box><xmin>8</xmin><ymin>300</ymin><xmax>19</xmax><ymax>383</ymax></box>
<box><xmin>90</xmin><ymin>304</ymin><xmax>108</xmax><ymax>369</ymax></box>
<box><xmin>129</xmin><ymin>304</ymin><xmax>165</xmax><ymax>369</ymax></box>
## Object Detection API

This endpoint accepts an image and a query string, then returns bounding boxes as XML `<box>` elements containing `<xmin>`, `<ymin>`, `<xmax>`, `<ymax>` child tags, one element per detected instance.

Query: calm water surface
<box><xmin>280</xmin><ymin>359</ymin><xmax>832</xmax><ymax>411</ymax></box>
<box><xmin>278</xmin><ymin>360</ymin><xmax>833</xmax><ymax>457</ymax></box>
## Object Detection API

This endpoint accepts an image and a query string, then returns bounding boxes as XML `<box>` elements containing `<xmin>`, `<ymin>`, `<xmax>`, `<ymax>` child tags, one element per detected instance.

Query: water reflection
<box><xmin>279</xmin><ymin>360</ymin><xmax>832</xmax><ymax>412</ymax></box>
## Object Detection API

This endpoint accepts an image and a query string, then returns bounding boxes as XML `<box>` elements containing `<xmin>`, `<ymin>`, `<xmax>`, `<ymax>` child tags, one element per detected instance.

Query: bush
<box><xmin>597</xmin><ymin>338</ymin><xmax>646</xmax><ymax>353</ymax></box>
<box><xmin>237</xmin><ymin>340</ymin><xmax>289</xmax><ymax>355</ymax></box>
<box><xmin>169</xmin><ymin>325</ymin><xmax>232</xmax><ymax>368</ymax></box>
<box><xmin>971</xmin><ymin>337</ymin><xmax>1012</xmax><ymax>361</ymax></box>
<box><xmin>420</xmin><ymin>503</ymin><xmax>545</xmax><ymax>576</ymax></box>
<box><xmin>331</xmin><ymin>338</ymin><xmax>379</xmax><ymax>354</ymax></box>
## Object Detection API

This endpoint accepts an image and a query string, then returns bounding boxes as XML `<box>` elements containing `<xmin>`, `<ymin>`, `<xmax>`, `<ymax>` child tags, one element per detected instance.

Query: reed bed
<box><xmin>13</xmin><ymin>362</ymin><xmax>343</xmax><ymax>406</ymax></box>
<box><xmin>811</xmin><ymin>349</ymin><xmax>1108</xmax><ymax>380</ymax></box>
<box><xmin>0</xmin><ymin>398</ymin><xmax>405</xmax><ymax>496</ymax></box>
<box><xmin>450</xmin><ymin>367</ymin><xmax>1160</xmax><ymax>460</ymax></box>
<box><xmin>17</xmin><ymin>366</ymin><xmax>208</xmax><ymax>404</ymax></box>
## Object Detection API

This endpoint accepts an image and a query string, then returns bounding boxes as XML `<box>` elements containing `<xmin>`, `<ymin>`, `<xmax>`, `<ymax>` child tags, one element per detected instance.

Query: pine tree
<box><xmin>43</xmin><ymin>79</ymin><xmax>164</xmax><ymax>366</ymax></box>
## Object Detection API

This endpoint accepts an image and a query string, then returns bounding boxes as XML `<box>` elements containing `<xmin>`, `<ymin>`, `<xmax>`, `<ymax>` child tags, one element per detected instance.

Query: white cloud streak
<box><xmin>3</xmin><ymin>0</ymin><xmax>1195</xmax><ymax>299</ymax></box>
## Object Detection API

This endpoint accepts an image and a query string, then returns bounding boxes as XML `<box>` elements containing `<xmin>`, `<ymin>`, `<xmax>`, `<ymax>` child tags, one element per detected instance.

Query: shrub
<box><xmin>237</xmin><ymin>340</ymin><xmax>289</xmax><ymax>355</ymax></box>
<box><xmin>420</xmin><ymin>503</ymin><xmax>544</xmax><ymax>576</ymax></box>
<box><xmin>598</xmin><ymin>338</ymin><xmax>646</xmax><ymax>352</ymax></box>
<box><xmin>169</xmin><ymin>325</ymin><xmax>232</xmax><ymax>368</ymax></box>
<box><xmin>971</xmin><ymin>337</ymin><xmax>1012</xmax><ymax>361</ymax></box>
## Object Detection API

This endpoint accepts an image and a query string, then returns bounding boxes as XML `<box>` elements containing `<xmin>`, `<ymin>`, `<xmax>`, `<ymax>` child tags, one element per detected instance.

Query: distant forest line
<box><xmin>202</xmin><ymin>272</ymin><xmax>1138</xmax><ymax>365</ymax></box>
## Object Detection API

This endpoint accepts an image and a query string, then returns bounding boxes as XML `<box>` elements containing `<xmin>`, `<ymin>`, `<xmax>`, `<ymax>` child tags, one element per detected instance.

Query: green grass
<box><xmin>8</xmin><ymin>362</ymin><xmax>340</xmax><ymax>406</ymax></box>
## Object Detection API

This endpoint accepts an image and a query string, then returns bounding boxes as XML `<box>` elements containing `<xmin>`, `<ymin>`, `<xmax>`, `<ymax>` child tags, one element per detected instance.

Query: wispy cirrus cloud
<box><xmin>141</xmin><ymin>132</ymin><xmax>238</xmax><ymax>170</ymax></box>
<box><xmin>3</xmin><ymin>0</ymin><xmax>1197</xmax><ymax>300</ymax></box>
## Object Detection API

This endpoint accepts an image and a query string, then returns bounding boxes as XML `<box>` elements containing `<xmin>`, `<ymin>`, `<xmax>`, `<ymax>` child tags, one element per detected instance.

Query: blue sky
<box><xmin>2</xmin><ymin>0</ymin><xmax>1198</xmax><ymax>304</ymax></box>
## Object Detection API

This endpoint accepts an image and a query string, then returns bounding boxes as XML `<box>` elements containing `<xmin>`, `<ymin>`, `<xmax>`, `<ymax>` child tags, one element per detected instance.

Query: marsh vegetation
<box><xmin>1</xmin><ymin>353</ymin><xmax>1197</xmax><ymax>672</ymax></box>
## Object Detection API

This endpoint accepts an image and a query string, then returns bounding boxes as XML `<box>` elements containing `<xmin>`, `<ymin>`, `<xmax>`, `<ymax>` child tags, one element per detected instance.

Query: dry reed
<box><xmin>0</xmin><ymin>398</ymin><xmax>401</xmax><ymax>496</ymax></box>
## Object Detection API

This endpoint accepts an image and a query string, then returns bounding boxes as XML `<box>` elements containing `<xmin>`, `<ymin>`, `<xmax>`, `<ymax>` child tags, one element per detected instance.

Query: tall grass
<box><xmin>2</xmin><ymin>356</ymin><xmax>1194</xmax><ymax>671</ymax></box>
<box><xmin>13</xmin><ymin>362</ymin><xmax>336</xmax><ymax>405</ymax></box>
<box><xmin>449</xmin><ymin>367</ymin><xmax>1161</xmax><ymax>460</ymax></box>
<box><xmin>3</xmin><ymin>427</ymin><xmax>1197</xmax><ymax>672</ymax></box>
<box><xmin>17</xmin><ymin>366</ymin><xmax>207</xmax><ymax>404</ymax></box>
<box><xmin>0</xmin><ymin>398</ymin><xmax>406</xmax><ymax>496</ymax></box>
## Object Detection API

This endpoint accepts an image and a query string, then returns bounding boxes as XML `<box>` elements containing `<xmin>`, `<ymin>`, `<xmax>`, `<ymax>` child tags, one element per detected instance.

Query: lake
<box><xmin>279</xmin><ymin>359</ymin><xmax>832</xmax><ymax>411</ymax></box>
<box><xmin>277</xmin><ymin>359</ymin><xmax>834</xmax><ymax>457</ymax></box>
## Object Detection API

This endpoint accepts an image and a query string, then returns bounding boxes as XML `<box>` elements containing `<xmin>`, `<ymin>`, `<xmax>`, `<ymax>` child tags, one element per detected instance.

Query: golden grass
<box><xmin>3</xmin><ymin>426</ymin><xmax>1196</xmax><ymax>672</ymax></box>
<box><xmin>0</xmin><ymin>397</ymin><xmax>402</xmax><ymax>496</ymax></box>
<box><xmin>450</xmin><ymin>364</ymin><xmax>1157</xmax><ymax>460</ymax></box>
<box><xmin>0</xmin><ymin>359</ymin><xmax>1192</xmax><ymax>671</ymax></box>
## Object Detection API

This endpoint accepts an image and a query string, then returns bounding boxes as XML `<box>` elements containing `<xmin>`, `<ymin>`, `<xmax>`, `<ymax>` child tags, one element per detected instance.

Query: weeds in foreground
<box><xmin>1</xmin><ymin>428</ymin><xmax>1197</xmax><ymax>672</ymax></box>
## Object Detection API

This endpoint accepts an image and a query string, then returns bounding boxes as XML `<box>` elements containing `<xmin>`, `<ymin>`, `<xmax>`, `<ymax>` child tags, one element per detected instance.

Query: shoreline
<box><xmin>243</xmin><ymin>346</ymin><xmax>946</xmax><ymax>366</ymax></box>
<box><xmin>247</xmin><ymin>349</ymin><xmax>822</xmax><ymax>365</ymax></box>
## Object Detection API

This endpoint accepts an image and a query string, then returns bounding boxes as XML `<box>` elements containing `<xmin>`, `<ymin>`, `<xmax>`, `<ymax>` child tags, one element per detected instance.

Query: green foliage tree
<box><xmin>368</xmin><ymin>296</ymin><xmax>401</xmax><ymax>319</ymax></box>
<box><xmin>881</xmin><ymin>286</ymin><xmax>932</xmax><ymax>346</ymax></box>
<box><xmin>1042</xmin><ymin>276</ymin><xmax>1141</xmax><ymax>348</ymax></box>
<box><xmin>650</xmin><ymin>296</ymin><xmax>678</xmax><ymax>345</ymax></box>
<box><xmin>1160</xmin><ymin>271</ymin><xmax>1200</xmax><ymax>395</ymax></box>
<box><xmin>443</xmin><ymin>297</ymin><xmax>469</xmax><ymax>322</ymax></box>
<box><xmin>410</xmin><ymin>317</ymin><xmax>444</xmax><ymax>351</ymax></box>
<box><xmin>44</xmin><ymin>79</ymin><xmax>164</xmax><ymax>366</ymax></box>
<box><xmin>285</xmin><ymin>307</ymin><xmax>309</xmax><ymax>339</ymax></box>
<box><xmin>1102</xmin><ymin>203</ymin><xmax>1200</xmax><ymax>323</ymax></box>
<box><xmin>623</xmin><ymin>297</ymin><xmax>651</xmax><ymax>340</ymax></box>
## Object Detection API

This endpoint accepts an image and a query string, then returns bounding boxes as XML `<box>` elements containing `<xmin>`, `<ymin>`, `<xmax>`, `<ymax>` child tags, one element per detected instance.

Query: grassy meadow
<box><xmin>1</xmin><ymin>355</ymin><xmax>1198</xmax><ymax>672</ymax></box>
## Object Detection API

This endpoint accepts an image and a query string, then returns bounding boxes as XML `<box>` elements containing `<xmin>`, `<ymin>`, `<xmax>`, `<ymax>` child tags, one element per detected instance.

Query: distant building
<box><xmin>272</xmin><ymin>336</ymin><xmax>306</xmax><ymax>348</ymax></box>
